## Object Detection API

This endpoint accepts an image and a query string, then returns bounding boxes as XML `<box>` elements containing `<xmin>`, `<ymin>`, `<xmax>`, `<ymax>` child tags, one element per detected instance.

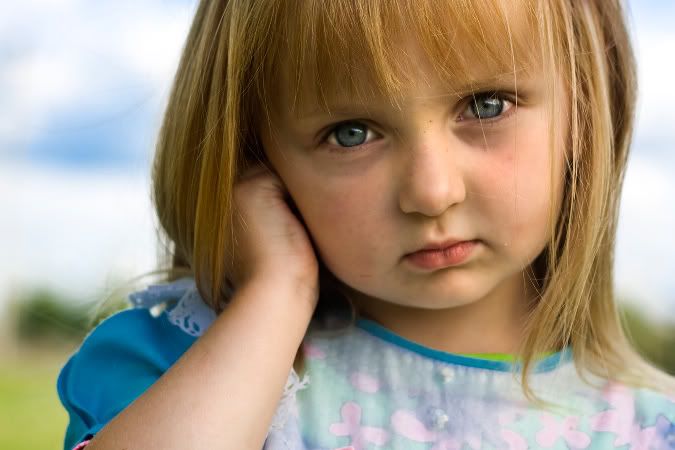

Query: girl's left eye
<box><xmin>459</xmin><ymin>92</ymin><xmax>514</xmax><ymax>121</ymax></box>
<box><xmin>325</xmin><ymin>121</ymin><xmax>378</xmax><ymax>149</ymax></box>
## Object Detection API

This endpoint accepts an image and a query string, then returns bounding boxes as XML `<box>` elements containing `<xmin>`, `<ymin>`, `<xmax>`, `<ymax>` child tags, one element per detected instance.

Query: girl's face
<box><xmin>260</xmin><ymin>43</ymin><xmax>568</xmax><ymax>316</ymax></box>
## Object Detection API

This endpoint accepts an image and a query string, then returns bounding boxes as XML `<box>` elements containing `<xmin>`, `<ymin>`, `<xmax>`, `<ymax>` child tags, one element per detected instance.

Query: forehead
<box><xmin>255</xmin><ymin>0</ymin><xmax>541</xmax><ymax>118</ymax></box>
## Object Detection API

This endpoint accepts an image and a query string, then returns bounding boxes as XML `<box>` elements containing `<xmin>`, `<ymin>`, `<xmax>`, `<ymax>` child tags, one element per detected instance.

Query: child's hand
<box><xmin>227</xmin><ymin>163</ymin><xmax>319</xmax><ymax>304</ymax></box>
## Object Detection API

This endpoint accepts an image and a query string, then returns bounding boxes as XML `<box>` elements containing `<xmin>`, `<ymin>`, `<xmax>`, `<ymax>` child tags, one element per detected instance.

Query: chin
<box><xmin>370</xmin><ymin>282</ymin><xmax>490</xmax><ymax>311</ymax></box>
<box><xmin>409</xmin><ymin>293</ymin><xmax>484</xmax><ymax>311</ymax></box>
<box><xmin>339</xmin><ymin>269</ymin><xmax>502</xmax><ymax>311</ymax></box>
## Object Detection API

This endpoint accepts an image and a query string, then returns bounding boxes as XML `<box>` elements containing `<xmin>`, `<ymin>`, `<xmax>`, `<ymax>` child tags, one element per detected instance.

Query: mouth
<box><xmin>404</xmin><ymin>239</ymin><xmax>479</xmax><ymax>270</ymax></box>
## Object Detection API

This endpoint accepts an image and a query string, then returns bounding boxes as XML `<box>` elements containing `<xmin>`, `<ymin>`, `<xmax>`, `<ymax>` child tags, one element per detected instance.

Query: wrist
<box><xmin>235</xmin><ymin>273</ymin><xmax>319</xmax><ymax>317</ymax></box>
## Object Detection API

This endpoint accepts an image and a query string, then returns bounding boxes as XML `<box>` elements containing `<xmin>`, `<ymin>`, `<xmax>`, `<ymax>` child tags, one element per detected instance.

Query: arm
<box><xmin>85</xmin><ymin>277</ymin><xmax>315</xmax><ymax>450</ymax></box>
<box><xmin>83</xmin><ymin>162</ymin><xmax>319</xmax><ymax>449</ymax></box>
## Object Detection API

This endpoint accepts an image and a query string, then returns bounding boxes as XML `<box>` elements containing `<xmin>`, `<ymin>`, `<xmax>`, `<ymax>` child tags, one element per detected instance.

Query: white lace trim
<box><xmin>128</xmin><ymin>278</ymin><xmax>310</xmax><ymax>430</ymax></box>
<box><xmin>128</xmin><ymin>277</ymin><xmax>194</xmax><ymax>309</ymax></box>
<box><xmin>128</xmin><ymin>278</ymin><xmax>216</xmax><ymax>336</ymax></box>
<box><xmin>166</xmin><ymin>286</ymin><xmax>217</xmax><ymax>337</ymax></box>
<box><xmin>270</xmin><ymin>370</ymin><xmax>310</xmax><ymax>431</ymax></box>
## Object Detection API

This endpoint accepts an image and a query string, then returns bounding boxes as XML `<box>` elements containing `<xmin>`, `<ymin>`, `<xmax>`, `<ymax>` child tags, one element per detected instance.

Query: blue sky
<box><xmin>1</xmin><ymin>0</ymin><xmax>674</xmax><ymax>321</ymax></box>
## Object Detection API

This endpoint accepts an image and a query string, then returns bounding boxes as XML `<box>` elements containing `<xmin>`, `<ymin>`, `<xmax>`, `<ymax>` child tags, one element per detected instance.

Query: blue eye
<box><xmin>465</xmin><ymin>93</ymin><xmax>509</xmax><ymax>120</ymax></box>
<box><xmin>328</xmin><ymin>122</ymin><xmax>371</xmax><ymax>147</ymax></box>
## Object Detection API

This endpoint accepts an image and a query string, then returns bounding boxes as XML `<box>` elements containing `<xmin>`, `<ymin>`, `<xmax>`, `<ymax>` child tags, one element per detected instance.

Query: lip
<box><xmin>405</xmin><ymin>239</ymin><xmax>478</xmax><ymax>270</ymax></box>
<box><xmin>413</xmin><ymin>238</ymin><xmax>466</xmax><ymax>252</ymax></box>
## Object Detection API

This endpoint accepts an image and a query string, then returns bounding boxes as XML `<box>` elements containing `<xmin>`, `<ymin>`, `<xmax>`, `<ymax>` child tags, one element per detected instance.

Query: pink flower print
<box><xmin>302</xmin><ymin>342</ymin><xmax>326</xmax><ymax>359</ymax></box>
<box><xmin>329</xmin><ymin>402</ymin><xmax>389</xmax><ymax>450</ymax></box>
<box><xmin>350</xmin><ymin>372</ymin><xmax>380</xmax><ymax>394</ymax></box>
<box><xmin>497</xmin><ymin>410</ymin><xmax>528</xmax><ymax>450</ymax></box>
<box><xmin>500</xmin><ymin>429</ymin><xmax>528</xmax><ymax>450</ymax></box>
<box><xmin>592</xmin><ymin>391</ymin><xmax>669</xmax><ymax>450</ymax></box>
<box><xmin>391</xmin><ymin>409</ymin><xmax>437</xmax><ymax>442</ymax></box>
<box><xmin>390</xmin><ymin>409</ymin><xmax>476</xmax><ymax>450</ymax></box>
<box><xmin>625</xmin><ymin>425</ymin><xmax>658</xmax><ymax>450</ymax></box>
<box><xmin>464</xmin><ymin>434</ymin><xmax>482</xmax><ymax>449</ymax></box>
<box><xmin>498</xmin><ymin>410</ymin><xmax>526</xmax><ymax>427</ymax></box>
<box><xmin>589</xmin><ymin>382</ymin><xmax>635</xmax><ymax>446</ymax></box>
<box><xmin>431</xmin><ymin>439</ymin><xmax>463</xmax><ymax>450</ymax></box>
<box><xmin>536</xmin><ymin>413</ymin><xmax>591</xmax><ymax>448</ymax></box>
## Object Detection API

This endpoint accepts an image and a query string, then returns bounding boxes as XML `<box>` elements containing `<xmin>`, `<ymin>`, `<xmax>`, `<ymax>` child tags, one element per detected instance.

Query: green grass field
<box><xmin>0</xmin><ymin>347</ymin><xmax>71</xmax><ymax>450</ymax></box>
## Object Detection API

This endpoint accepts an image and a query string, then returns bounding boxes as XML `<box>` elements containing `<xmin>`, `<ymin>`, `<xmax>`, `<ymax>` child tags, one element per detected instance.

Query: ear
<box><xmin>254</xmin><ymin>111</ymin><xmax>284</xmax><ymax>171</ymax></box>
<box><xmin>242</xmin><ymin>121</ymin><xmax>273</xmax><ymax>172</ymax></box>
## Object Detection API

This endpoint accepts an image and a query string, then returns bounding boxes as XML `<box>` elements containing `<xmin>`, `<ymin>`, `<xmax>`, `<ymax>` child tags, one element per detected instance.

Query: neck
<box><xmin>347</xmin><ymin>272</ymin><xmax>535</xmax><ymax>355</ymax></box>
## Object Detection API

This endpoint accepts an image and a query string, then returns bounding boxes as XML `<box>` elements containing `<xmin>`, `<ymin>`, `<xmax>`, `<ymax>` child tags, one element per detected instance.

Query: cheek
<box><xmin>283</xmin><ymin>171</ymin><xmax>387</xmax><ymax>272</ymax></box>
<box><xmin>476</xmin><ymin>134</ymin><xmax>562</xmax><ymax>249</ymax></box>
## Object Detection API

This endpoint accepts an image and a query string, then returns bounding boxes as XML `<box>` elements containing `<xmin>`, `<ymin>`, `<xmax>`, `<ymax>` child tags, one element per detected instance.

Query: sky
<box><xmin>1</xmin><ymin>0</ymin><xmax>674</xmax><ymax>322</ymax></box>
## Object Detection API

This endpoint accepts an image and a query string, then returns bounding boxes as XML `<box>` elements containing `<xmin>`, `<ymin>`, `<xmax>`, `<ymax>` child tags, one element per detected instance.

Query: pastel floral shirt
<box><xmin>58</xmin><ymin>278</ymin><xmax>675</xmax><ymax>450</ymax></box>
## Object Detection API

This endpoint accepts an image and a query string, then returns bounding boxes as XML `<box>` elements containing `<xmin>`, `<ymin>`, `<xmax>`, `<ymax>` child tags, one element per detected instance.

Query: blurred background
<box><xmin>1</xmin><ymin>1</ymin><xmax>674</xmax><ymax>448</ymax></box>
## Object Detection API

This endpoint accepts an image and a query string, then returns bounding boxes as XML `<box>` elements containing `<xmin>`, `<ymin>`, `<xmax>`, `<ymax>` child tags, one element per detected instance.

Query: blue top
<box><xmin>57</xmin><ymin>307</ymin><xmax>197</xmax><ymax>447</ymax></box>
<box><xmin>57</xmin><ymin>278</ymin><xmax>675</xmax><ymax>450</ymax></box>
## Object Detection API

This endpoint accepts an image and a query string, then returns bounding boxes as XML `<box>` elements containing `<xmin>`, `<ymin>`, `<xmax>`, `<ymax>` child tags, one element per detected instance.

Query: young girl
<box><xmin>57</xmin><ymin>0</ymin><xmax>675</xmax><ymax>449</ymax></box>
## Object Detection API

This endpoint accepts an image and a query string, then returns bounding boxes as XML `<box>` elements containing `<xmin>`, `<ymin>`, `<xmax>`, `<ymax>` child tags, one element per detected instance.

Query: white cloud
<box><xmin>0</xmin><ymin>0</ymin><xmax>196</xmax><ymax>151</ymax></box>
<box><xmin>0</xmin><ymin>163</ymin><xmax>159</xmax><ymax>311</ymax></box>
<box><xmin>627</xmin><ymin>2</ymin><xmax>675</xmax><ymax>146</ymax></box>
<box><xmin>633</xmin><ymin>33</ymin><xmax>675</xmax><ymax>145</ymax></box>
<box><xmin>616</xmin><ymin>153</ymin><xmax>675</xmax><ymax>321</ymax></box>
<box><xmin>614</xmin><ymin>1</ymin><xmax>675</xmax><ymax>322</ymax></box>
<box><xmin>0</xmin><ymin>0</ymin><xmax>194</xmax><ymax>312</ymax></box>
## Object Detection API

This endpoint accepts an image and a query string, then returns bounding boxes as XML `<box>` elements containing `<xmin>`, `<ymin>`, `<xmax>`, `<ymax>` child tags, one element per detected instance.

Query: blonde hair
<box><xmin>151</xmin><ymin>0</ymin><xmax>675</xmax><ymax>399</ymax></box>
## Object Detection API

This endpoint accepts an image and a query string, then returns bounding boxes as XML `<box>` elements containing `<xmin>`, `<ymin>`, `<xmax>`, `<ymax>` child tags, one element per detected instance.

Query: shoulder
<box><xmin>59</xmin><ymin>306</ymin><xmax>198</xmax><ymax>385</ymax></box>
<box><xmin>631</xmin><ymin>384</ymin><xmax>675</xmax><ymax>438</ymax></box>
<box><xmin>59</xmin><ymin>278</ymin><xmax>212</xmax><ymax>391</ymax></box>
<box><xmin>594</xmin><ymin>381</ymin><xmax>675</xmax><ymax>420</ymax></box>
<box><xmin>57</xmin><ymin>278</ymin><xmax>215</xmax><ymax>449</ymax></box>
<box><xmin>585</xmin><ymin>380</ymin><xmax>675</xmax><ymax>448</ymax></box>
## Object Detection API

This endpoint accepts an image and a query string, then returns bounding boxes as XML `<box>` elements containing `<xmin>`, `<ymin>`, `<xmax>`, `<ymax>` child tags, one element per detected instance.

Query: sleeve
<box><xmin>56</xmin><ymin>308</ymin><xmax>196</xmax><ymax>450</ymax></box>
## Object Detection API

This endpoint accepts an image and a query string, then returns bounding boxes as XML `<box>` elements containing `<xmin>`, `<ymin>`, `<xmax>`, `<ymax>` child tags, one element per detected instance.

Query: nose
<box><xmin>398</xmin><ymin>132</ymin><xmax>467</xmax><ymax>217</ymax></box>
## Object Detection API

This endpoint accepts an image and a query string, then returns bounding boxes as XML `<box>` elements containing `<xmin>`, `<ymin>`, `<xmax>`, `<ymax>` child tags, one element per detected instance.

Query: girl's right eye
<box><xmin>325</xmin><ymin>121</ymin><xmax>378</xmax><ymax>149</ymax></box>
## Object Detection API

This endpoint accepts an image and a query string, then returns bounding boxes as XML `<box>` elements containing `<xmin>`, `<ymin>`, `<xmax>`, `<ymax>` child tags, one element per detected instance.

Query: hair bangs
<box><xmin>412</xmin><ymin>0</ymin><xmax>541</xmax><ymax>92</ymax></box>
<box><xmin>254</xmin><ymin>0</ymin><xmax>540</xmax><ymax>119</ymax></box>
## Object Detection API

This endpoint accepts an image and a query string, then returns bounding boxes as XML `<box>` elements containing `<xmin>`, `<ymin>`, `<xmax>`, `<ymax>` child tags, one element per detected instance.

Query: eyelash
<box><xmin>321</xmin><ymin>91</ymin><xmax>517</xmax><ymax>154</ymax></box>
<box><xmin>323</xmin><ymin>124</ymin><xmax>379</xmax><ymax>154</ymax></box>
<box><xmin>457</xmin><ymin>92</ymin><xmax>517</xmax><ymax>124</ymax></box>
